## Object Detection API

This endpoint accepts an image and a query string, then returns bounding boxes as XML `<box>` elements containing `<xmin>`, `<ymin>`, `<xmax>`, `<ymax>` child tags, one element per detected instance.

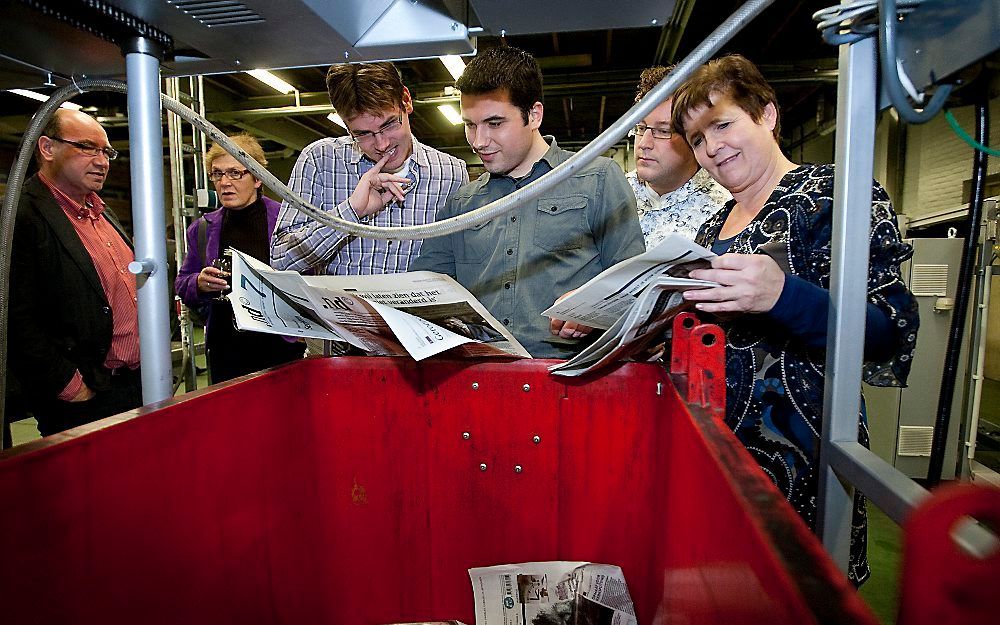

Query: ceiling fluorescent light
<box><xmin>327</xmin><ymin>112</ymin><xmax>348</xmax><ymax>129</ymax></box>
<box><xmin>439</xmin><ymin>55</ymin><xmax>466</xmax><ymax>81</ymax></box>
<box><xmin>246</xmin><ymin>69</ymin><xmax>296</xmax><ymax>94</ymax></box>
<box><xmin>9</xmin><ymin>88</ymin><xmax>82</xmax><ymax>110</ymax></box>
<box><xmin>437</xmin><ymin>104</ymin><xmax>463</xmax><ymax>125</ymax></box>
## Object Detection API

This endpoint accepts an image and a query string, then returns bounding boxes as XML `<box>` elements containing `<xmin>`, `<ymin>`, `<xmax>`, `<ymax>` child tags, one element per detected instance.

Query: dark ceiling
<box><xmin>0</xmin><ymin>0</ymin><xmax>844</xmax><ymax>174</ymax></box>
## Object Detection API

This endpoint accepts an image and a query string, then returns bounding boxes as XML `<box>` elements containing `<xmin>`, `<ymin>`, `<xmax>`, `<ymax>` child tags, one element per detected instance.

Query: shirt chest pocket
<box><xmin>457</xmin><ymin>219</ymin><xmax>496</xmax><ymax>264</ymax></box>
<box><xmin>534</xmin><ymin>195</ymin><xmax>590</xmax><ymax>252</ymax></box>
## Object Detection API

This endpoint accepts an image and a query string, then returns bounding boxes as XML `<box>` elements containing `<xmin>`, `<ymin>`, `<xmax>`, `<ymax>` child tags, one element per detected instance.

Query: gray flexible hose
<box><xmin>0</xmin><ymin>0</ymin><xmax>776</xmax><ymax>439</ymax></box>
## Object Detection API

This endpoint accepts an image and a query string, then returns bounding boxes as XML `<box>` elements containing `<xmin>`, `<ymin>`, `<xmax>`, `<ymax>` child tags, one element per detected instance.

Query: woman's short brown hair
<box><xmin>671</xmin><ymin>54</ymin><xmax>781</xmax><ymax>141</ymax></box>
<box><xmin>204</xmin><ymin>133</ymin><xmax>267</xmax><ymax>171</ymax></box>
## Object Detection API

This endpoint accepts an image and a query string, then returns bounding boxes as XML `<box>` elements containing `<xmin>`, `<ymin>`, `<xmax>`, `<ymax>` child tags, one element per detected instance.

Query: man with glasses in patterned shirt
<box><xmin>271</xmin><ymin>61</ymin><xmax>468</xmax><ymax>276</ymax></box>
<box><xmin>627</xmin><ymin>65</ymin><xmax>729</xmax><ymax>247</ymax></box>
<box><xmin>7</xmin><ymin>109</ymin><xmax>141</xmax><ymax>437</ymax></box>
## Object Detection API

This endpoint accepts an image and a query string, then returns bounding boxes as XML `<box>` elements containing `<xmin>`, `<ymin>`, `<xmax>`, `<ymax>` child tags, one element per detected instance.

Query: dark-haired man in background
<box><xmin>627</xmin><ymin>65</ymin><xmax>729</xmax><ymax>247</ymax></box>
<box><xmin>412</xmin><ymin>46</ymin><xmax>644</xmax><ymax>358</ymax></box>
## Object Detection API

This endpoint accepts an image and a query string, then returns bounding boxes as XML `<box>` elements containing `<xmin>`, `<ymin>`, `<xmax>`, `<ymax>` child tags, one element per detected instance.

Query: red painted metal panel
<box><xmin>0</xmin><ymin>357</ymin><xmax>877</xmax><ymax>625</ymax></box>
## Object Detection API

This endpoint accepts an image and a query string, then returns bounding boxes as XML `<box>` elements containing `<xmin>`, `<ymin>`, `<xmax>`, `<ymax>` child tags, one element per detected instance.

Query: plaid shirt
<box><xmin>271</xmin><ymin>135</ymin><xmax>468</xmax><ymax>275</ymax></box>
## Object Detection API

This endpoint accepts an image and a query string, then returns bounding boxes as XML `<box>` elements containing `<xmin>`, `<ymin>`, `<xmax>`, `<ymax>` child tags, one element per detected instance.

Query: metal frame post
<box><xmin>818</xmin><ymin>32</ymin><xmax>878</xmax><ymax>570</ymax></box>
<box><xmin>124</xmin><ymin>37</ymin><xmax>173</xmax><ymax>404</ymax></box>
<box><xmin>165</xmin><ymin>77</ymin><xmax>197</xmax><ymax>392</ymax></box>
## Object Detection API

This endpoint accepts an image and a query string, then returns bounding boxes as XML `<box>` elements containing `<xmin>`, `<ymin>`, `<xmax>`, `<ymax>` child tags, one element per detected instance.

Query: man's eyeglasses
<box><xmin>351</xmin><ymin>113</ymin><xmax>403</xmax><ymax>145</ymax></box>
<box><xmin>629</xmin><ymin>124</ymin><xmax>673</xmax><ymax>140</ymax></box>
<box><xmin>51</xmin><ymin>137</ymin><xmax>119</xmax><ymax>160</ymax></box>
<box><xmin>209</xmin><ymin>168</ymin><xmax>252</xmax><ymax>182</ymax></box>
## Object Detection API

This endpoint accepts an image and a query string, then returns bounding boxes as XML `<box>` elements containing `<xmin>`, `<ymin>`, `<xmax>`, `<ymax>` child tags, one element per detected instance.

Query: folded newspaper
<box><xmin>229</xmin><ymin>250</ymin><xmax>531</xmax><ymax>361</ymax></box>
<box><xmin>541</xmin><ymin>235</ymin><xmax>718</xmax><ymax>376</ymax></box>
<box><xmin>469</xmin><ymin>562</ymin><xmax>637</xmax><ymax>625</ymax></box>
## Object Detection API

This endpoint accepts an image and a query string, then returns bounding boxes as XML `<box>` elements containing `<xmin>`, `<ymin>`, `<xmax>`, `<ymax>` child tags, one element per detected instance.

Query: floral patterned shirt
<box><xmin>694</xmin><ymin>164</ymin><xmax>919</xmax><ymax>586</ymax></box>
<box><xmin>627</xmin><ymin>167</ymin><xmax>730</xmax><ymax>245</ymax></box>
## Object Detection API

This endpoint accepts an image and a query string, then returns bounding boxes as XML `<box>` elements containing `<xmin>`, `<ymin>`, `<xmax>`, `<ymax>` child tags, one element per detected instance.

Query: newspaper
<box><xmin>549</xmin><ymin>278</ymin><xmax>690</xmax><ymax>377</ymax></box>
<box><xmin>229</xmin><ymin>249</ymin><xmax>531</xmax><ymax>361</ymax></box>
<box><xmin>469</xmin><ymin>562</ymin><xmax>637</xmax><ymax>625</ymax></box>
<box><xmin>541</xmin><ymin>235</ymin><xmax>718</xmax><ymax>377</ymax></box>
<box><xmin>540</xmin><ymin>234</ymin><xmax>717</xmax><ymax>330</ymax></box>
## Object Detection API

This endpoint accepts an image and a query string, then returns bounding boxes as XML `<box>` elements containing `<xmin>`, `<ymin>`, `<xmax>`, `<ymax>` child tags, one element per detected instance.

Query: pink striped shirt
<box><xmin>39</xmin><ymin>174</ymin><xmax>140</xmax><ymax>400</ymax></box>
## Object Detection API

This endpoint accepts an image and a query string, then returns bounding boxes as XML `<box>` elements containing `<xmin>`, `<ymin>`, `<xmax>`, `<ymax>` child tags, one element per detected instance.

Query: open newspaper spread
<box><xmin>541</xmin><ymin>235</ymin><xmax>718</xmax><ymax>376</ymax></box>
<box><xmin>469</xmin><ymin>562</ymin><xmax>637</xmax><ymax>625</ymax></box>
<box><xmin>229</xmin><ymin>249</ymin><xmax>530</xmax><ymax>361</ymax></box>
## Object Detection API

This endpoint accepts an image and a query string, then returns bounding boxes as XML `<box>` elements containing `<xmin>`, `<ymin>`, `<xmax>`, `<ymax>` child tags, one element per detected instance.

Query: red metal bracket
<box><xmin>671</xmin><ymin>313</ymin><xmax>725</xmax><ymax>416</ymax></box>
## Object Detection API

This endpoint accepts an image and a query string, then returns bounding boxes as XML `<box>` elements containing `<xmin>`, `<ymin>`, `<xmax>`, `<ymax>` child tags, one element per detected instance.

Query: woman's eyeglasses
<box><xmin>351</xmin><ymin>113</ymin><xmax>403</xmax><ymax>145</ymax></box>
<box><xmin>51</xmin><ymin>137</ymin><xmax>119</xmax><ymax>160</ymax></box>
<box><xmin>209</xmin><ymin>168</ymin><xmax>252</xmax><ymax>182</ymax></box>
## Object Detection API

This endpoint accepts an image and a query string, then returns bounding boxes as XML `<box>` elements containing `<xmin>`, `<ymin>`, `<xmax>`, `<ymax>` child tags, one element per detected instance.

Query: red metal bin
<box><xmin>0</xmin><ymin>356</ymin><xmax>876</xmax><ymax>625</ymax></box>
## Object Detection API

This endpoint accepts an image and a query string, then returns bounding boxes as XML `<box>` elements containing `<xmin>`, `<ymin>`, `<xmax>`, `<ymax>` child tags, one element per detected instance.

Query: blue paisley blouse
<box><xmin>694</xmin><ymin>164</ymin><xmax>919</xmax><ymax>585</ymax></box>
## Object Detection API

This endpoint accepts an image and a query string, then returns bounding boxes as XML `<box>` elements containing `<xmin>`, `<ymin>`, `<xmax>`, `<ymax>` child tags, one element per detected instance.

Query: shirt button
<box><xmin>550</xmin><ymin>206</ymin><xmax>557</xmax><ymax>212</ymax></box>
<box><xmin>504</xmin><ymin>282</ymin><xmax>511</xmax><ymax>290</ymax></box>
<box><xmin>503</xmin><ymin>318</ymin><xmax>510</xmax><ymax>325</ymax></box>
<box><xmin>506</xmin><ymin>248</ymin><xmax>513</xmax><ymax>255</ymax></box>
<box><xmin>510</xmin><ymin>216</ymin><xmax>517</xmax><ymax>222</ymax></box>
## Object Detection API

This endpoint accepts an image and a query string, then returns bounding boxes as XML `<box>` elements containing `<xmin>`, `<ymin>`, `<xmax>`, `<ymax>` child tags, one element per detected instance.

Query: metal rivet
<box><xmin>472</xmin><ymin>382</ymin><xmax>479</xmax><ymax>390</ymax></box>
<box><xmin>533</xmin><ymin>435</ymin><xmax>541</xmax><ymax>444</ymax></box>
<box><xmin>480</xmin><ymin>463</ymin><xmax>488</xmax><ymax>472</ymax></box>
<box><xmin>522</xmin><ymin>384</ymin><xmax>530</xmax><ymax>392</ymax></box>
<box><xmin>514</xmin><ymin>465</ymin><xmax>523</xmax><ymax>473</ymax></box>
<box><xmin>463</xmin><ymin>432</ymin><xmax>470</xmax><ymax>440</ymax></box>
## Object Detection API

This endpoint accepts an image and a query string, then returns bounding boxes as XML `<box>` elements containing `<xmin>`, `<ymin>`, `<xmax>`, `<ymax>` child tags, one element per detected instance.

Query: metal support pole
<box><xmin>818</xmin><ymin>33</ymin><xmax>878</xmax><ymax>572</ymax></box>
<box><xmin>124</xmin><ymin>37</ymin><xmax>173</xmax><ymax>404</ymax></box>
<box><xmin>165</xmin><ymin>77</ymin><xmax>197</xmax><ymax>392</ymax></box>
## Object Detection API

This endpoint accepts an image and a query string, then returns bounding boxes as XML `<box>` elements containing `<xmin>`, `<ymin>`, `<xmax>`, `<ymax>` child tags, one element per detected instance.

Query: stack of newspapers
<box><xmin>542</xmin><ymin>235</ymin><xmax>717</xmax><ymax>376</ymax></box>
<box><xmin>229</xmin><ymin>234</ymin><xmax>716</xmax><ymax>374</ymax></box>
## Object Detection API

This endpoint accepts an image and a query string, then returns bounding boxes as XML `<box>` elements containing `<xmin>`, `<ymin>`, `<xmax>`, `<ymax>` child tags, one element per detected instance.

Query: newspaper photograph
<box><xmin>469</xmin><ymin>561</ymin><xmax>637</xmax><ymax>625</ymax></box>
<box><xmin>541</xmin><ymin>234</ymin><xmax>717</xmax><ymax>330</ymax></box>
<box><xmin>549</xmin><ymin>278</ymin><xmax>693</xmax><ymax>377</ymax></box>
<box><xmin>230</xmin><ymin>249</ymin><xmax>530</xmax><ymax>361</ymax></box>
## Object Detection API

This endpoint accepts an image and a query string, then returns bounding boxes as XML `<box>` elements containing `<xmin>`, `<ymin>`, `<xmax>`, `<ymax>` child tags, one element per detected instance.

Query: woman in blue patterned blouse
<box><xmin>670</xmin><ymin>54</ymin><xmax>919</xmax><ymax>586</ymax></box>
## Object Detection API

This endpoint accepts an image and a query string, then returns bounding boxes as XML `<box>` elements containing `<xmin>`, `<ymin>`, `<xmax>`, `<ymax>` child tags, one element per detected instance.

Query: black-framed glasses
<box><xmin>351</xmin><ymin>113</ymin><xmax>403</xmax><ymax>145</ymax></box>
<box><xmin>629</xmin><ymin>124</ymin><xmax>673</xmax><ymax>140</ymax></box>
<box><xmin>209</xmin><ymin>168</ymin><xmax>252</xmax><ymax>182</ymax></box>
<box><xmin>51</xmin><ymin>136</ymin><xmax>119</xmax><ymax>160</ymax></box>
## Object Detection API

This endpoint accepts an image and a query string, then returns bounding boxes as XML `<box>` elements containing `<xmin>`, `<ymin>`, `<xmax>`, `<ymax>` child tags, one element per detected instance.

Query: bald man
<box><xmin>7</xmin><ymin>109</ymin><xmax>141</xmax><ymax>437</ymax></box>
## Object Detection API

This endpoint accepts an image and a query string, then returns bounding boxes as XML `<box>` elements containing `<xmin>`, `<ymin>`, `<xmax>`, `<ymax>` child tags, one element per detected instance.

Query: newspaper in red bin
<box><xmin>469</xmin><ymin>561</ymin><xmax>637</xmax><ymax>625</ymax></box>
<box><xmin>541</xmin><ymin>234</ymin><xmax>717</xmax><ymax>330</ymax></box>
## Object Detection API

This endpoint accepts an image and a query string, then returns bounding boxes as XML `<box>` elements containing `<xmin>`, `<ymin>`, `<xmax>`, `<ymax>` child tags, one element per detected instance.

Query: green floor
<box><xmin>860</xmin><ymin>503</ymin><xmax>903</xmax><ymax>624</ymax></box>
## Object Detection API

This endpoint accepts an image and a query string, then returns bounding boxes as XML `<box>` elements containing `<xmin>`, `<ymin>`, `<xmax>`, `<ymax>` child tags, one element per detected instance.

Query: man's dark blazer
<box><xmin>7</xmin><ymin>174</ymin><xmax>134</xmax><ymax>414</ymax></box>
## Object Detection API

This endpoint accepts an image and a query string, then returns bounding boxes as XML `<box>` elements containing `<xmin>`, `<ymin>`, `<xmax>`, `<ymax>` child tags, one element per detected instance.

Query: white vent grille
<box><xmin>898</xmin><ymin>426</ymin><xmax>934</xmax><ymax>457</ymax></box>
<box><xmin>910</xmin><ymin>264</ymin><xmax>949</xmax><ymax>297</ymax></box>
<box><xmin>168</xmin><ymin>0</ymin><xmax>265</xmax><ymax>28</ymax></box>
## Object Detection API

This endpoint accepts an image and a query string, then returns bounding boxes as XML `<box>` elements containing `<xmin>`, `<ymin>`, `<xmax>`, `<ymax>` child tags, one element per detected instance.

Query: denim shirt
<box><xmin>412</xmin><ymin>137</ymin><xmax>645</xmax><ymax>358</ymax></box>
